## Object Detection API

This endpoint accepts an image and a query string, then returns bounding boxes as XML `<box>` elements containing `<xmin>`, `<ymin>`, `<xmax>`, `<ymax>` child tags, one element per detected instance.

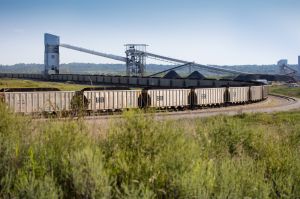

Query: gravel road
<box><xmin>33</xmin><ymin>94</ymin><xmax>300</xmax><ymax>134</ymax></box>
<box><xmin>84</xmin><ymin>95</ymin><xmax>300</xmax><ymax>123</ymax></box>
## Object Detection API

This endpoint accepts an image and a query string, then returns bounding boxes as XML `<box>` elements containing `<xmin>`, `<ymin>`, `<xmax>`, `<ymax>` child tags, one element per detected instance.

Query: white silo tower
<box><xmin>44</xmin><ymin>33</ymin><xmax>60</xmax><ymax>75</ymax></box>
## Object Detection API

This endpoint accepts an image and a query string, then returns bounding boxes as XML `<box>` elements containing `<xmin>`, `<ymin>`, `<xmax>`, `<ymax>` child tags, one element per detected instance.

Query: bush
<box><xmin>0</xmin><ymin>101</ymin><xmax>111</xmax><ymax>198</ymax></box>
<box><xmin>193</xmin><ymin>114</ymin><xmax>300</xmax><ymax>198</ymax></box>
<box><xmin>14</xmin><ymin>173</ymin><xmax>61</xmax><ymax>199</ymax></box>
<box><xmin>68</xmin><ymin>146</ymin><xmax>110</xmax><ymax>198</ymax></box>
<box><xmin>0</xmin><ymin>102</ymin><xmax>32</xmax><ymax>197</ymax></box>
<box><xmin>179</xmin><ymin>158</ymin><xmax>270</xmax><ymax>198</ymax></box>
<box><xmin>101</xmin><ymin>110</ymin><xmax>201</xmax><ymax>198</ymax></box>
<box><xmin>0</xmin><ymin>102</ymin><xmax>300</xmax><ymax>198</ymax></box>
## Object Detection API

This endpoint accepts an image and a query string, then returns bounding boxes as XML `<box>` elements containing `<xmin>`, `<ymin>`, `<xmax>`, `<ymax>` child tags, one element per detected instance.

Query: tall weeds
<box><xmin>0</xmin><ymin>103</ymin><xmax>299</xmax><ymax>198</ymax></box>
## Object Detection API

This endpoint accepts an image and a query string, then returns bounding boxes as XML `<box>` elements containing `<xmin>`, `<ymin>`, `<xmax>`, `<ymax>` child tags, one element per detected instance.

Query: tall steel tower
<box><xmin>125</xmin><ymin>44</ymin><xmax>147</xmax><ymax>76</ymax></box>
<box><xmin>277</xmin><ymin>59</ymin><xmax>288</xmax><ymax>74</ymax></box>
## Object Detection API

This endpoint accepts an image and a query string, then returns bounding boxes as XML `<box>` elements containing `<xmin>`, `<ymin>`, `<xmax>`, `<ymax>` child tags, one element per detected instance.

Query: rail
<box><xmin>268</xmin><ymin>94</ymin><xmax>297</xmax><ymax>102</ymax></box>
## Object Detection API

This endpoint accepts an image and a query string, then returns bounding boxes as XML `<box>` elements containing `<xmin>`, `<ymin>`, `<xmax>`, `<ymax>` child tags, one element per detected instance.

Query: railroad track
<box><xmin>268</xmin><ymin>94</ymin><xmax>297</xmax><ymax>102</ymax></box>
<box><xmin>33</xmin><ymin>94</ymin><xmax>299</xmax><ymax>123</ymax></box>
<box><xmin>60</xmin><ymin>94</ymin><xmax>299</xmax><ymax>122</ymax></box>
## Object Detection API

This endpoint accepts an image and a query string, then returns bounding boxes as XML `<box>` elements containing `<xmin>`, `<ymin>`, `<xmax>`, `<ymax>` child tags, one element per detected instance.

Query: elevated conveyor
<box><xmin>45</xmin><ymin>33</ymin><xmax>251</xmax><ymax>77</ymax></box>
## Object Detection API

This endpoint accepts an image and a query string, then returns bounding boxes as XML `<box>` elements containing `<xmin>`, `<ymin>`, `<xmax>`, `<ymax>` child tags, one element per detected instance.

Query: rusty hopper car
<box><xmin>83</xmin><ymin>90</ymin><xmax>142</xmax><ymax>111</ymax></box>
<box><xmin>144</xmin><ymin>89</ymin><xmax>190</xmax><ymax>108</ymax></box>
<box><xmin>194</xmin><ymin>87</ymin><xmax>226</xmax><ymax>106</ymax></box>
<box><xmin>3</xmin><ymin>91</ymin><xmax>75</xmax><ymax>114</ymax></box>
<box><xmin>228</xmin><ymin>87</ymin><xmax>250</xmax><ymax>103</ymax></box>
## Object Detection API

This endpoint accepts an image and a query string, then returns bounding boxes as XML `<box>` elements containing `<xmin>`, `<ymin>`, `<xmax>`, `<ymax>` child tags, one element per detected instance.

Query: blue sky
<box><xmin>0</xmin><ymin>0</ymin><xmax>299</xmax><ymax>65</ymax></box>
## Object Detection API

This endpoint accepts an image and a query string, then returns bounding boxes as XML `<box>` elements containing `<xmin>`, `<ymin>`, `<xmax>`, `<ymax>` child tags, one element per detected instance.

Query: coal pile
<box><xmin>186</xmin><ymin>71</ymin><xmax>205</xmax><ymax>79</ymax></box>
<box><xmin>163</xmin><ymin>70</ymin><xmax>181</xmax><ymax>79</ymax></box>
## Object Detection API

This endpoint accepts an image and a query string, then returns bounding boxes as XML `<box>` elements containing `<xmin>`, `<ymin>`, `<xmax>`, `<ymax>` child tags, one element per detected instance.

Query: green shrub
<box><xmin>119</xmin><ymin>183</ymin><xmax>155</xmax><ymax>199</ymax></box>
<box><xmin>193</xmin><ymin>113</ymin><xmax>300</xmax><ymax>198</ymax></box>
<box><xmin>179</xmin><ymin>158</ymin><xmax>270</xmax><ymax>198</ymax></box>
<box><xmin>195</xmin><ymin>116</ymin><xmax>260</xmax><ymax>158</ymax></box>
<box><xmin>1</xmin><ymin>101</ymin><xmax>300</xmax><ymax>198</ymax></box>
<box><xmin>14</xmin><ymin>173</ymin><xmax>61</xmax><ymax>199</ymax></box>
<box><xmin>0</xmin><ymin>102</ymin><xmax>32</xmax><ymax>197</ymax></box>
<box><xmin>68</xmin><ymin>146</ymin><xmax>111</xmax><ymax>198</ymax></box>
<box><xmin>101</xmin><ymin>110</ymin><xmax>201</xmax><ymax>198</ymax></box>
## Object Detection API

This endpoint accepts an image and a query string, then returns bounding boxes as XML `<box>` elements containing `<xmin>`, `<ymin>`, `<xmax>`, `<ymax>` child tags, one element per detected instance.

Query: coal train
<box><xmin>1</xmin><ymin>85</ymin><xmax>269</xmax><ymax>115</ymax></box>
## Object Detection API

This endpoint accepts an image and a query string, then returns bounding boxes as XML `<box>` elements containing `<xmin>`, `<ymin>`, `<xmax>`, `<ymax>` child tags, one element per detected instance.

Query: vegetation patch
<box><xmin>0</xmin><ymin>103</ymin><xmax>300</xmax><ymax>198</ymax></box>
<box><xmin>270</xmin><ymin>85</ymin><xmax>300</xmax><ymax>98</ymax></box>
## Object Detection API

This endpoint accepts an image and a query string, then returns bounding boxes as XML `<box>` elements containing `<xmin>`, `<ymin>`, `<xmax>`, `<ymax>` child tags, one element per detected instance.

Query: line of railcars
<box><xmin>0</xmin><ymin>73</ymin><xmax>259</xmax><ymax>88</ymax></box>
<box><xmin>0</xmin><ymin>85</ymin><xmax>269</xmax><ymax>115</ymax></box>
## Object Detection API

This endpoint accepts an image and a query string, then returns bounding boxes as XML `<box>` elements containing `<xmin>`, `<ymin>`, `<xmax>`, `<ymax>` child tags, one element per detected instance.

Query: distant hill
<box><xmin>0</xmin><ymin>63</ymin><xmax>298</xmax><ymax>77</ymax></box>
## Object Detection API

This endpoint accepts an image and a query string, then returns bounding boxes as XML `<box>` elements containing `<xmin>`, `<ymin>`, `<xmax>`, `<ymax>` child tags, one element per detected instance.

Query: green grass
<box><xmin>270</xmin><ymin>85</ymin><xmax>300</xmax><ymax>98</ymax></box>
<box><xmin>0</xmin><ymin>103</ymin><xmax>300</xmax><ymax>198</ymax></box>
<box><xmin>0</xmin><ymin>78</ymin><xmax>95</xmax><ymax>91</ymax></box>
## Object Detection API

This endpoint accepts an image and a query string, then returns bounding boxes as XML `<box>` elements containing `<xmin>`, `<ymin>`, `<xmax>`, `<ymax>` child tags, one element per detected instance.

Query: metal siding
<box><xmin>4</xmin><ymin>91</ymin><xmax>75</xmax><ymax>114</ymax></box>
<box><xmin>84</xmin><ymin>90</ymin><xmax>141</xmax><ymax>111</ymax></box>
<box><xmin>250</xmin><ymin>86</ymin><xmax>263</xmax><ymax>101</ymax></box>
<box><xmin>262</xmin><ymin>85</ymin><xmax>269</xmax><ymax>99</ymax></box>
<box><xmin>51</xmin><ymin>74</ymin><xmax>56</xmax><ymax>81</ymax></box>
<box><xmin>96</xmin><ymin>76</ymin><xmax>104</xmax><ymax>83</ymax></box>
<box><xmin>62</xmin><ymin>75</ymin><xmax>67</xmax><ymax>81</ymax></box>
<box><xmin>172</xmin><ymin>79</ymin><xmax>184</xmax><ymax>88</ymax></box>
<box><xmin>129</xmin><ymin>77</ymin><xmax>138</xmax><ymax>85</ymax></box>
<box><xmin>148</xmin><ymin>78</ymin><xmax>159</xmax><ymax>87</ymax></box>
<box><xmin>228</xmin><ymin>87</ymin><xmax>249</xmax><ymax>103</ymax></box>
<box><xmin>90</xmin><ymin>76</ymin><xmax>97</xmax><ymax>82</ymax></box>
<box><xmin>194</xmin><ymin>88</ymin><xmax>226</xmax><ymax>105</ymax></box>
<box><xmin>84</xmin><ymin>75</ymin><xmax>91</xmax><ymax>83</ymax></box>
<box><xmin>72</xmin><ymin>74</ymin><xmax>79</xmax><ymax>81</ymax></box>
<box><xmin>138</xmin><ymin>77</ymin><xmax>148</xmax><ymax>86</ymax></box>
<box><xmin>119</xmin><ymin>76</ymin><xmax>128</xmax><ymax>84</ymax></box>
<box><xmin>185</xmin><ymin>79</ymin><xmax>198</xmax><ymax>87</ymax></box>
<box><xmin>78</xmin><ymin>75</ymin><xmax>84</xmax><ymax>82</ymax></box>
<box><xmin>112</xmin><ymin>76</ymin><xmax>120</xmax><ymax>84</ymax></box>
<box><xmin>38</xmin><ymin>74</ymin><xmax>43</xmax><ymax>80</ymax></box>
<box><xmin>199</xmin><ymin>80</ymin><xmax>213</xmax><ymax>87</ymax></box>
<box><xmin>104</xmin><ymin>76</ymin><xmax>112</xmax><ymax>83</ymax></box>
<box><xmin>147</xmin><ymin>89</ymin><xmax>189</xmax><ymax>108</ymax></box>
<box><xmin>67</xmin><ymin>75</ymin><xmax>73</xmax><ymax>81</ymax></box>
<box><xmin>160</xmin><ymin>79</ymin><xmax>171</xmax><ymax>87</ymax></box>
<box><xmin>58</xmin><ymin>75</ymin><xmax>63</xmax><ymax>81</ymax></box>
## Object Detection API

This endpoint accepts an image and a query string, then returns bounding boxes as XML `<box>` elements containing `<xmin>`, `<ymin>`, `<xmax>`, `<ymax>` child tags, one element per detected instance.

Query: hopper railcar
<box><xmin>1</xmin><ymin>85</ymin><xmax>269</xmax><ymax>115</ymax></box>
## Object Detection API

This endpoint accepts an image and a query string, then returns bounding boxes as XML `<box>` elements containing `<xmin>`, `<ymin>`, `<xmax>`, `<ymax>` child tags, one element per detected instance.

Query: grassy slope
<box><xmin>0</xmin><ymin>78</ymin><xmax>94</xmax><ymax>91</ymax></box>
<box><xmin>270</xmin><ymin>85</ymin><xmax>300</xmax><ymax>98</ymax></box>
